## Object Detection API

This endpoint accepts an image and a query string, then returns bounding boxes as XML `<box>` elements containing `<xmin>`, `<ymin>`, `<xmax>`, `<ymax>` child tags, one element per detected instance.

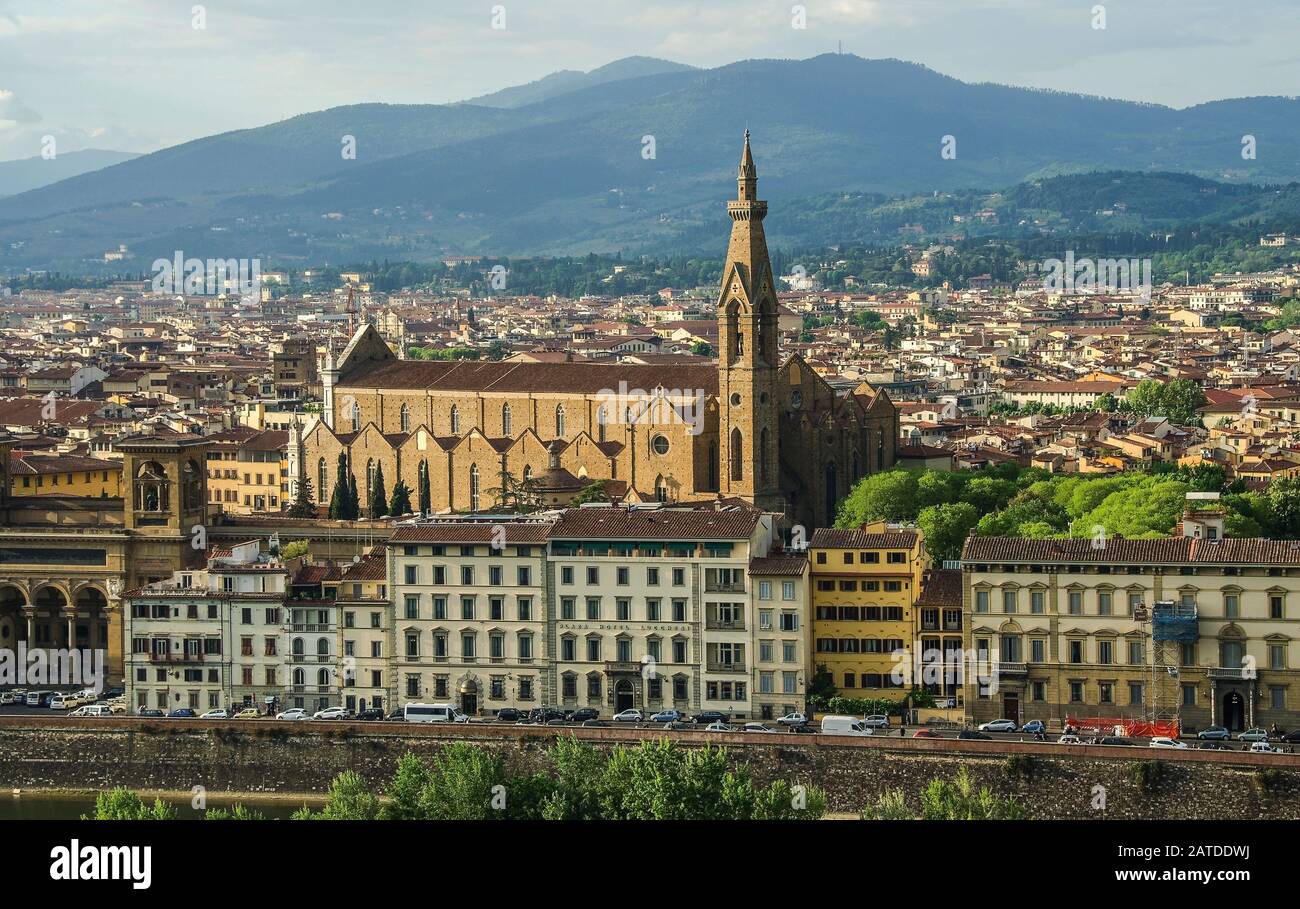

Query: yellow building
<box><xmin>206</xmin><ymin>428</ymin><xmax>290</xmax><ymax>515</ymax></box>
<box><xmin>9</xmin><ymin>453</ymin><xmax>121</xmax><ymax>498</ymax></box>
<box><xmin>810</xmin><ymin>525</ymin><xmax>930</xmax><ymax>699</ymax></box>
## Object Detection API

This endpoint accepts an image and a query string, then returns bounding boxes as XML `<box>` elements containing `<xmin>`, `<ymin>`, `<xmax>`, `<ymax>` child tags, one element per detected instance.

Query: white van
<box><xmin>820</xmin><ymin>715</ymin><xmax>874</xmax><ymax>736</ymax></box>
<box><xmin>404</xmin><ymin>703</ymin><xmax>469</xmax><ymax>724</ymax></box>
<box><xmin>69</xmin><ymin>704</ymin><xmax>111</xmax><ymax>718</ymax></box>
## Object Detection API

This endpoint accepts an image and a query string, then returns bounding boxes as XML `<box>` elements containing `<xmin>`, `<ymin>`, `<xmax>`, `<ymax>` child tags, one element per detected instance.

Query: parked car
<box><xmin>957</xmin><ymin>729</ymin><xmax>992</xmax><ymax>740</ymax></box>
<box><xmin>355</xmin><ymin>708</ymin><xmax>384</xmax><ymax>721</ymax></box>
<box><xmin>663</xmin><ymin>720</ymin><xmax>696</xmax><ymax>730</ymax></box>
<box><xmin>313</xmin><ymin>707</ymin><xmax>349</xmax><ymax>720</ymax></box>
<box><xmin>705</xmin><ymin>721</ymin><xmax>735</xmax><ymax>732</ymax></box>
<box><xmin>69</xmin><ymin>704</ymin><xmax>111</xmax><ymax>718</ymax></box>
<box><xmin>495</xmin><ymin>708</ymin><xmax>521</xmax><ymax>722</ymax></box>
<box><xmin>1250</xmin><ymin>740</ymin><xmax>1283</xmax><ymax>754</ymax></box>
<box><xmin>0</xmin><ymin>691</ymin><xmax>18</xmax><ymax>705</ymax></box>
<box><xmin>789</xmin><ymin>723</ymin><xmax>818</xmax><ymax>734</ymax></box>
<box><xmin>1057</xmin><ymin>734</ymin><xmax>1083</xmax><ymax>745</ymax></box>
<box><xmin>912</xmin><ymin>728</ymin><xmax>942</xmax><ymax>738</ymax></box>
<box><xmin>776</xmin><ymin>712</ymin><xmax>807</xmax><ymax>727</ymax></box>
<box><xmin>1197</xmin><ymin>725</ymin><xmax>1231</xmax><ymax>740</ymax></box>
<box><xmin>137</xmin><ymin>708</ymin><xmax>164</xmax><ymax>718</ymax></box>
<box><xmin>106</xmin><ymin>701</ymin><xmax>127</xmax><ymax>715</ymax></box>
<box><xmin>743</xmin><ymin>723</ymin><xmax>776</xmax><ymax>733</ymax></box>
<box><xmin>199</xmin><ymin>709</ymin><xmax>229</xmax><ymax>719</ymax></box>
<box><xmin>384</xmin><ymin>709</ymin><xmax>406</xmax><ymax>722</ymax></box>
<box><xmin>1237</xmin><ymin>727</ymin><xmax>1269</xmax><ymax>742</ymax></box>
<box><xmin>168</xmin><ymin>708</ymin><xmax>196</xmax><ymax>718</ymax></box>
<box><xmin>50</xmin><ymin>693</ymin><xmax>84</xmax><ymax>710</ymax></box>
<box><xmin>821</xmin><ymin>715</ymin><xmax>873</xmax><ymax>736</ymax></box>
<box><xmin>405</xmin><ymin>703</ymin><xmax>468</xmax><ymax>724</ymax></box>
<box><xmin>863</xmin><ymin>714</ymin><xmax>891</xmax><ymax>729</ymax></box>
<box><xmin>1097</xmin><ymin>736</ymin><xmax>1135</xmax><ymax>746</ymax></box>
<box><xmin>580</xmin><ymin>719</ymin><xmax>608</xmax><ymax>728</ymax></box>
<box><xmin>978</xmin><ymin>718</ymin><xmax>1017</xmax><ymax>733</ymax></box>
<box><xmin>1149</xmin><ymin>737</ymin><xmax>1188</xmax><ymax>749</ymax></box>
<box><xmin>692</xmin><ymin>711</ymin><xmax>729</xmax><ymax>726</ymax></box>
<box><xmin>612</xmin><ymin>709</ymin><xmax>643</xmax><ymax>723</ymax></box>
<box><xmin>569</xmin><ymin>708</ymin><xmax>599</xmax><ymax>723</ymax></box>
<box><xmin>276</xmin><ymin>708</ymin><xmax>309</xmax><ymax>721</ymax></box>
<box><xmin>1282</xmin><ymin>729</ymin><xmax>1300</xmax><ymax>744</ymax></box>
<box><xmin>650</xmin><ymin>709</ymin><xmax>683</xmax><ymax>723</ymax></box>
<box><xmin>1021</xmin><ymin>720</ymin><xmax>1046</xmax><ymax>735</ymax></box>
<box><xmin>233</xmin><ymin>708</ymin><xmax>262</xmax><ymax>719</ymax></box>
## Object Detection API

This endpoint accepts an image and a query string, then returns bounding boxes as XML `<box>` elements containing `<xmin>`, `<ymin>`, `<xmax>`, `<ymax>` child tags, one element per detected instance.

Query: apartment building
<box><xmin>547</xmin><ymin>506</ymin><xmax>780</xmax><ymax>719</ymax></box>
<box><xmin>387</xmin><ymin>520</ymin><xmax>552</xmax><ymax>715</ymax></box>
<box><xmin>336</xmin><ymin>549</ymin><xmax>390</xmax><ymax>714</ymax></box>
<box><xmin>962</xmin><ymin>517</ymin><xmax>1300</xmax><ymax>732</ymax></box>
<box><xmin>810</xmin><ymin>526</ymin><xmax>931</xmax><ymax>699</ymax></box>
<box><xmin>125</xmin><ymin>540</ymin><xmax>287</xmax><ymax>713</ymax></box>
<box><xmin>284</xmin><ymin>561</ymin><xmax>342</xmax><ymax>713</ymax></box>
<box><xmin>749</xmin><ymin>552</ymin><xmax>810</xmax><ymax>719</ymax></box>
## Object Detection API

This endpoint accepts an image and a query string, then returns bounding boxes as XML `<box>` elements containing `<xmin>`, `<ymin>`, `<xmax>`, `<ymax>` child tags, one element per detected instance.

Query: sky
<box><xmin>0</xmin><ymin>0</ymin><xmax>1296</xmax><ymax>163</ymax></box>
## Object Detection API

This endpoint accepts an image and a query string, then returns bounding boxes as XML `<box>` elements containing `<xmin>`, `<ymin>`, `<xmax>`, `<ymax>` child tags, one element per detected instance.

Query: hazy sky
<box><xmin>0</xmin><ymin>0</ymin><xmax>1296</xmax><ymax>162</ymax></box>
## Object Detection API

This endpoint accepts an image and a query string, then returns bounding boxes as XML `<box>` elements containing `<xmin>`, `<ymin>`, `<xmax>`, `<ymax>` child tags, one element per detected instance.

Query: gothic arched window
<box><xmin>470</xmin><ymin>464</ymin><xmax>480</xmax><ymax>511</ymax></box>
<box><xmin>502</xmin><ymin>403</ymin><xmax>512</xmax><ymax>437</ymax></box>
<box><xmin>399</xmin><ymin>403</ymin><xmax>410</xmax><ymax>432</ymax></box>
<box><xmin>450</xmin><ymin>405</ymin><xmax>460</xmax><ymax>435</ymax></box>
<box><xmin>730</xmin><ymin>427</ymin><xmax>743</xmax><ymax>482</ymax></box>
<box><xmin>317</xmin><ymin>457</ymin><xmax>327</xmax><ymax>503</ymax></box>
<box><xmin>555</xmin><ymin>404</ymin><xmax>566</xmax><ymax>438</ymax></box>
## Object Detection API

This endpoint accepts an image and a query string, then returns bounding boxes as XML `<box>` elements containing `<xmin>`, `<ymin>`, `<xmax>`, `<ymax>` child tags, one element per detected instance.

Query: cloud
<box><xmin>0</xmin><ymin>90</ymin><xmax>39</xmax><ymax>129</ymax></box>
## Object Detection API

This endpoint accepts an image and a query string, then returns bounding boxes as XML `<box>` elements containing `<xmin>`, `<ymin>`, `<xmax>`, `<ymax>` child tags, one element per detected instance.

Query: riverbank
<box><xmin>0</xmin><ymin>787</ymin><xmax>327</xmax><ymax>820</ymax></box>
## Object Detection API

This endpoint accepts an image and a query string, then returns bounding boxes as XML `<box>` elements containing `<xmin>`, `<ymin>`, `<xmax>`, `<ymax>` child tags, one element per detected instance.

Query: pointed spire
<box><xmin>739</xmin><ymin>129</ymin><xmax>756</xmax><ymax>181</ymax></box>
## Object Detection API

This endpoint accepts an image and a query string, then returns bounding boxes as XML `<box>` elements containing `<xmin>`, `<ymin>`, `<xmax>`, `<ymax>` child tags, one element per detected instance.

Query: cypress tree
<box><xmin>389</xmin><ymin>480</ymin><xmax>412</xmax><ymax>516</ymax></box>
<box><xmin>370</xmin><ymin>462</ymin><xmax>389</xmax><ymax>518</ymax></box>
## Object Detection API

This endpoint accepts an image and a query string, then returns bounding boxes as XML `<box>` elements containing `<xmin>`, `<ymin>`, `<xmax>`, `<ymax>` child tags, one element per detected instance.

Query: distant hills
<box><xmin>2</xmin><ymin>53</ymin><xmax>1300</xmax><ymax>272</ymax></box>
<box><xmin>0</xmin><ymin>149</ymin><xmax>137</xmax><ymax>199</ymax></box>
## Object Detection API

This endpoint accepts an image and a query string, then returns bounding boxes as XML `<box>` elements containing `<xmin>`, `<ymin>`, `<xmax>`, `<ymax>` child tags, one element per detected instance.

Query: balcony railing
<box><xmin>707</xmin><ymin>662</ymin><xmax>747</xmax><ymax>674</ymax></box>
<box><xmin>1207</xmin><ymin>666</ymin><xmax>1253</xmax><ymax>681</ymax></box>
<box><xmin>706</xmin><ymin>620</ymin><xmax>746</xmax><ymax>631</ymax></box>
<box><xmin>705</xmin><ymin>583</ymin><xmax>746</xmax><ymax>593</ymax></box>
<box><xmin>150</xmin><ymin>652</ymin><xmax>205</xmax><ymax>663</ymax></box>
<box><xmin>994</xmin><ymin>662</ymin><xmax>1028</xmax><ymax>676</ymax></box>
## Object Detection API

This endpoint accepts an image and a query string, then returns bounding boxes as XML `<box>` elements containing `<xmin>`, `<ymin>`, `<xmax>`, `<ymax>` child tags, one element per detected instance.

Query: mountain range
<box><xmin>2</xmin><ymin>53</ymin><xmax>1299</xmax><ymax>272</ymax></box>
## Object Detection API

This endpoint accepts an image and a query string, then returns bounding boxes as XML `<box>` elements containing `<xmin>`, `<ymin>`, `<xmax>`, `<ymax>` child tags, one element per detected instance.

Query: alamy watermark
<box><xmin>0</xmin><ymin>645</ymin><xmax>106</xmax><ymax>693</ymax></box>
<box><xmin>594</xmin><ymin>382</ymin><xmax>708</xmax><ymax>436</ymax></box>
<box><xmin>1042</xmin><ymin>250</ymin><xmax>1152</xmax><ymax>299</ymax></box>
<box><xmin>151</xmin><ymin>250</ymin><xmax>261</xmax><ymax>302</ymax></box>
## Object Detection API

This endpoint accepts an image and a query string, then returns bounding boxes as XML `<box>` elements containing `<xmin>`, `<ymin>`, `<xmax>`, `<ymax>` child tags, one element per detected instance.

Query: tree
<box><xmin>389</xmin><ymin>480</ymin><xmax>413</xmax><ymax>516</ymax></box>
<box><xmin>369</xmin><ymin>462</ymin><xmax>389</xmax><ymax>518</ymax></box>
<box><xmin>835</xmin><ymin>470</ymin><xmax>920</xmax><ymax>525</ymax></box>
<box><xmin>1092</xmin><ymin>392</ymin><xmax>1118</xmax><ymax>412</ymax></box>
<box><xmin>418</xmin><ymin>465</ymin><xmax>431</xmax><ymax>515</ymax></box>
<box><xmin>862</xmin><ymin>768</ymin><xmax>1025</xmax><ymax>820</ymax></box>
<box><xmin>279</xmin><ymin>539</ymin><xmax>309</xmax><ymax>560</ymax></box>
<box><xmin>328</xmin><ymin>453</ymin><xmax>349</xmax><ymax>519</ymax></box>
<box><xmin>343</xmin><ymin>466</ymin><xmax>360</xmax><ymax>520</ymax></box>
<box><xmin>485</xmin><ymin>340</ymin><xmax>512</xmax><ymax>361</ymax></box>
<box><xmin>84</xmin><ymin>788</ymin><xmax>176</xmax><ymax>820</ymax></box>
<box><xmin>916</xmin><ymin>502</ymin><xmax>980</xmax><ymax>562</ymax></box>
<box><xmin>690</xmin><ymin>341</ymin><xmax>713</xmax><ymax>357</ymax></box>
<box><xmin>287</xmin><ymin>475</ymin><xmax>315</xmax><ymax>518</ymax></box>
<box><xmin>570</xmin><ymin>480</ymin><xmax>609</xmax><ymax>505</ymax></box>
<box><xmin>296</xmin><ymin>770</ymin><xmax>381</xmax><ymax>820</ymax></box>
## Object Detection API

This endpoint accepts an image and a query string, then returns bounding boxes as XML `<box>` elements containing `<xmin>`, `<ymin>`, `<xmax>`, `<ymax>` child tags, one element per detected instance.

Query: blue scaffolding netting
<box><xmin>1152</xmin><ymin>602</ymin><xmax>1199</xmax><ymax>643</ymax></box>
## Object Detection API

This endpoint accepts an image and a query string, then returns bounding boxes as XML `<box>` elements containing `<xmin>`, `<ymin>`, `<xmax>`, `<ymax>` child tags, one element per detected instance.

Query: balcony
<box><xmin>150</xmin><ymin>652</ymin><xmax>204</xmax><ymax>663</ymax></box>
<box><xmin>994</xmin><ymin>662</ymin><xmax>1028</xmax><ymax>676</ymax></box>
<box><xmin>1207</xmin><ymin>666</ymin><xmax>1253</xmax><ymax>681</ymax></box>
<box><xmin>604</xmin><ymin>661</ymin><xmax>640</xmax><ymax>674</ymax></box>
<box><xmin>705</xmin><ymin>583</ymin><xmax>746</xmax><ymax>593</ymax></box>
<box><xmin>707</xmin><ymin>662</ymin><xmax>747</xmax><ymax>674</ymax></box>
<box><xmin>291</xmin><ymin>623</ymin><xmax>333</xmax><ymax>633</ymax></box>
<box><xmin>706</xmin><ymin>620</ymin><xmax>746</xmax><ymax>631</ymax></box>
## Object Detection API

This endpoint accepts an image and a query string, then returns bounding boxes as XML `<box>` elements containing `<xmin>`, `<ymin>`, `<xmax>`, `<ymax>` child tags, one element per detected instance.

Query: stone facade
<box><xmin>300</xmin><ymin>135</ymin><xmax>898</xmax><ymax>530</ymax></box>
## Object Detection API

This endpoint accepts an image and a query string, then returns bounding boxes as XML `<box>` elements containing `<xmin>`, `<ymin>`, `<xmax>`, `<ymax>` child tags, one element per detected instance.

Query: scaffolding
<box><xmin>1149</xmin><ymin>599</ymin><xmax>1198</xmax><ymax>735</ymax></box>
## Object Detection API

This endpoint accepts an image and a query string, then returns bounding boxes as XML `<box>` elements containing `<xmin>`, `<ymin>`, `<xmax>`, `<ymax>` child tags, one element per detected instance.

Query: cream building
<box><xmin>749</xmin><ymin>552</ymin><xmax>810</xmax><ymax>719</ymax></box>
<box><xmin>963</xmin><ymin>514</ymin><xmax>1300</xmax><ymax>733</ymax></box>
<box><xmin>387</xmin><ymin>520</ymin><xmax>552</xmax><ymax>715</ymax></box>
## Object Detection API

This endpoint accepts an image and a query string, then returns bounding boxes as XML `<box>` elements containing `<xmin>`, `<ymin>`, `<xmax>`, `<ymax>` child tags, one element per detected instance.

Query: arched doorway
<box><xmin>614</xmin><ymin>679</ymin><xmax>635</xmax><ymax>713</ymax></box>
<box><xmin>0</xmin><ymin>585</ymin><xmax>26</xmax><ymax>648</ymax></box>
<box><xmin>1223</xmin><ymin>691</ymin><xmax>1246</xmax><ymax>731</ymax></box>
<box><xmin>459</xmin><ymin>680</ymin><xmax>479</xmax><ymax>716</ymax></box>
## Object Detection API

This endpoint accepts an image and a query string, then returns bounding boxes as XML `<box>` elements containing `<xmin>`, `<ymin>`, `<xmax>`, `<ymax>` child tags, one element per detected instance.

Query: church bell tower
<box><xmin>717</xmin><ymin>131</ymin><xmax>781</xmax><ymax>511</ymax></box>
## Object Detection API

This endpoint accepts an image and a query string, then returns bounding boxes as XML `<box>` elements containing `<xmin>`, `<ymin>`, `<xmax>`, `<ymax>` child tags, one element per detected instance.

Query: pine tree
<box><xmin>288</xmin><ymin>475</ymin><xmax>315</xmax><ymax>518</ymax></box>
<box><xmin>389</xmin><ymin>480</ymin><xmax>413</xmax><ymax>516</ymax></box>
<box><xmin>418</xmin><ymin>466</ymin><xmax>431</xmax><ymax>515</ymax></box>
<box><xmin>370</xmin><ymin>462</ymin><xmax>389</xmax><ymax>518</ymax></box>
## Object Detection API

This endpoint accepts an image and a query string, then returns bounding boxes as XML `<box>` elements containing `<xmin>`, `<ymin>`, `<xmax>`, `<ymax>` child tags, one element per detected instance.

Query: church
<box><xmin>298</xmin><ymin>133</ymin><xmax>898</xmax><ymax>529</ymax></box>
